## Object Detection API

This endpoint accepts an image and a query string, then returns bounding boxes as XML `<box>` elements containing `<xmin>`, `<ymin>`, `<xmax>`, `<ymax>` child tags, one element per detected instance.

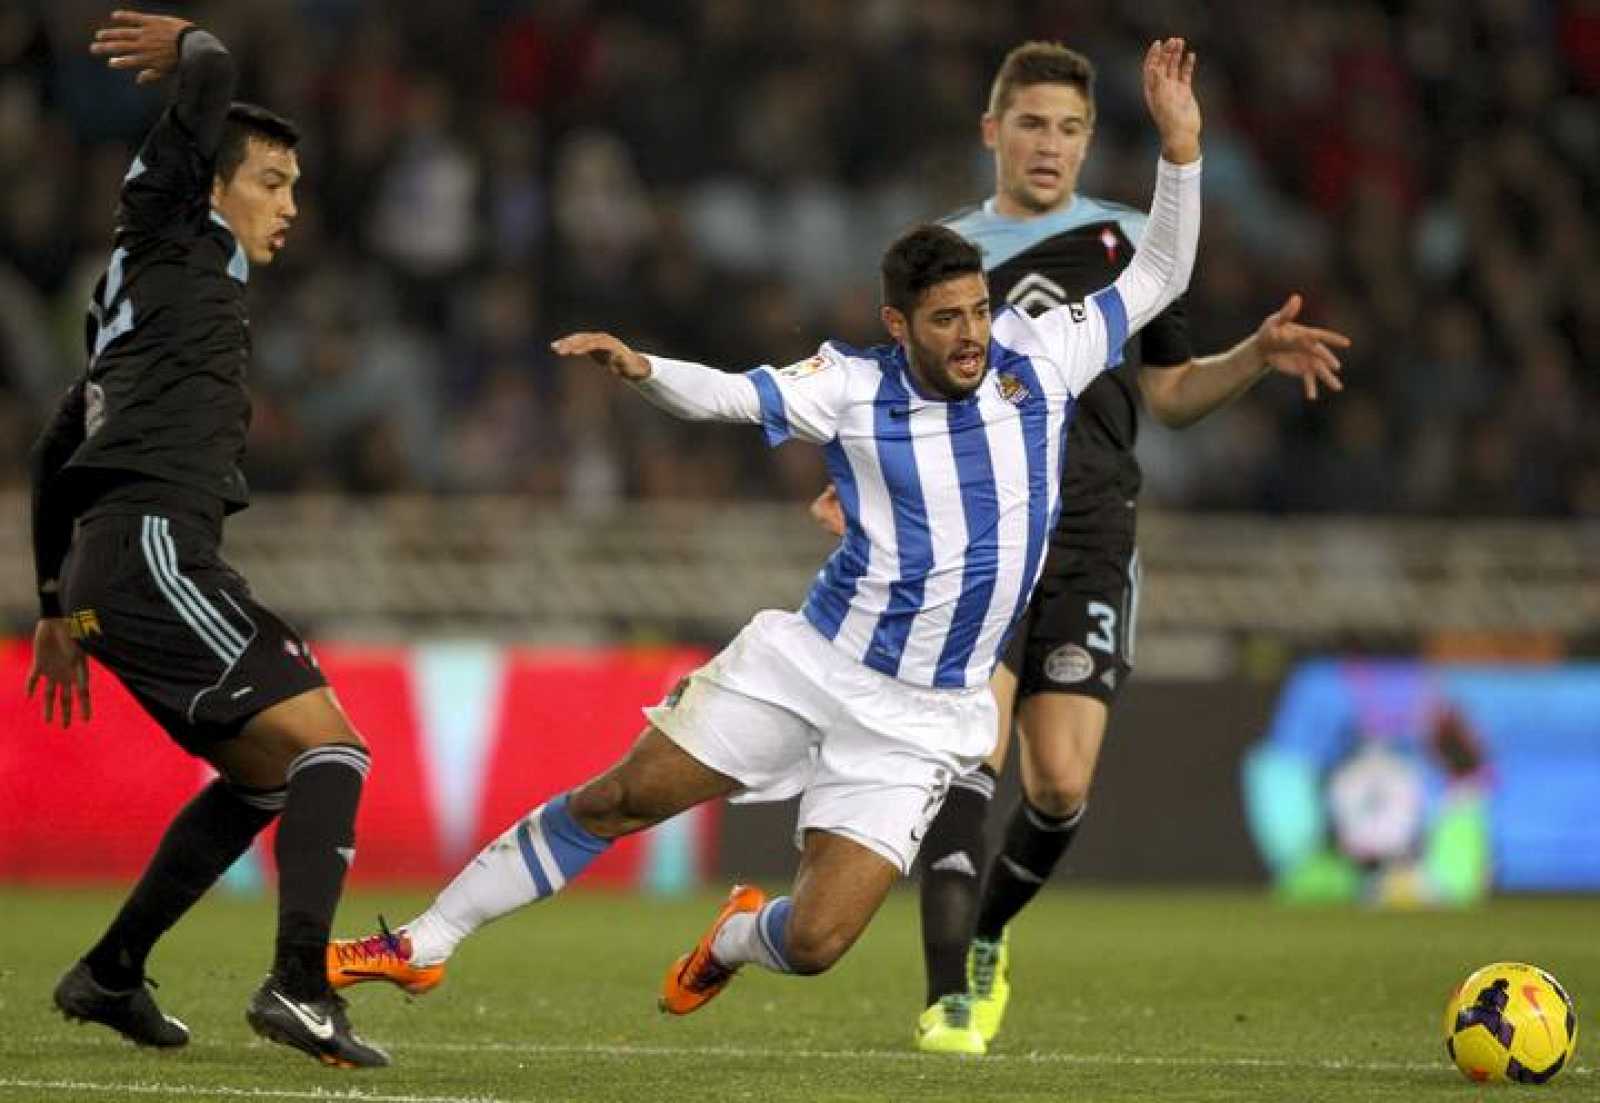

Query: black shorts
<box><xmin>1002</xmin><ymin>541</ymin><xmax>1141</xmax><ymax>705</ymax></box>
<box><xmin>59</xmin><ymin>511</ymin><xmax>327</xmax><ymax>754</ymax></box>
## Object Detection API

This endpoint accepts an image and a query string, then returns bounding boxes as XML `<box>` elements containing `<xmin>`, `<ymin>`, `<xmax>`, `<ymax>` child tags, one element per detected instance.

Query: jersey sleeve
<box><xmin>29</xmin><ymin>379</ymin><xmax>88</xmax><ymax>616</ymax></box>
<box><xmin>117</xmin><ymin>29</ymin><xmax>237</xmax><ymax>234</ymax></box>
<box><xmin>741</xmin><ymin>342</ymin><xmax>850</xmax><ymax>446</ymax></box>
<box><xmin>1135</xmin><ymin>293</ymin><xmax>1193</xmax><ymax>369</ymax></box>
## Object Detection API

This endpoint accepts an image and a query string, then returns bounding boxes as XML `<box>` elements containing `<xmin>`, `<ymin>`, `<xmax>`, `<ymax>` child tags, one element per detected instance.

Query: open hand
<box><xmin>550</xmin><ymin>332</ymin><xmax>652</xmax><ymax>381</ymax></box>
<box><xmin>1257</xmin><ymin>294</ymin><xmax>1352</xmax><ymax>401</ymax></box>
<box><xmin>1143</xmin><ymin>38</ymin><xmax>1201</xmax><ymax>164</ymax></box>
<box><xmin>27</xmin><ymin>618</ymin><xmax>92</xmax><ymax>729</ymax></box>
<box><xmin>90</xmin><ymin>9</ymin><xmax>193</xmax><ymax>85</ymax></box>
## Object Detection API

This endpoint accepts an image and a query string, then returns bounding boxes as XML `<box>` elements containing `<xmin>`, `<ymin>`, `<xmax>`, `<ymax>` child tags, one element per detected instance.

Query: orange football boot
<box><xmin>659</xmin><ymin>884</ymin><xmax>767</xmax><ymax>1015</ymax></box>
<box><xmin>327</xmin><ymin>919</ymin><xmax>445</xmax><ymax>996</ymax></box>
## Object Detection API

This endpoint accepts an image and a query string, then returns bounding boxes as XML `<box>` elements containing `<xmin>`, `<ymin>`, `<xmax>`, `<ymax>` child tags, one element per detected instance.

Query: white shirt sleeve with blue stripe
<box><xmin>638</xmin><ymin>344</ymin><xmax>849</xmax><ymax>446</ymax></box>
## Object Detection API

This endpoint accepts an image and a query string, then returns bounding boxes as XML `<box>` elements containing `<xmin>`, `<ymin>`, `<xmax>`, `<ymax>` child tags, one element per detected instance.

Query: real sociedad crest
<box><xmin>995</xmin><ymin>371</ymin><xmax>1030</xmax><ymax>406</ymax></box>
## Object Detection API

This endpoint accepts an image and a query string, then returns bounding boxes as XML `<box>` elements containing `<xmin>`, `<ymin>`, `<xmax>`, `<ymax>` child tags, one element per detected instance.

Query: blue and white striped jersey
<box><xmin>741</xmin><ymin>290</ymin><xmax>1128</xmax><ymax>689</ymax></box>
<box><xmin>635</xmin><ymin>157</ymin><xmax>1201</xmax><ymax>691</ymax></box>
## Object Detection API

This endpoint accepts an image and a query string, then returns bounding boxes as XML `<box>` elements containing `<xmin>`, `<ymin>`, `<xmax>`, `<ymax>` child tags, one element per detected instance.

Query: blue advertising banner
<box><xmin>1243</xmin><ymin>660</ymin><xmax>1600</xmax><ymax>901</ymax></box>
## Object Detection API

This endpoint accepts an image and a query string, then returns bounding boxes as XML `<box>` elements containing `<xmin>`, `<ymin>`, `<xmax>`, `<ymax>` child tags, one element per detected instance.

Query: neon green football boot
<box><xmin>915</xmin><ymin>994</ymin><xmax>986</xmax><ymax>1055</ymax></box>
<box><xmin>967</xmin><ymin>931</ymin><xmax>1011</xmax><ymax>1043</ymax></box>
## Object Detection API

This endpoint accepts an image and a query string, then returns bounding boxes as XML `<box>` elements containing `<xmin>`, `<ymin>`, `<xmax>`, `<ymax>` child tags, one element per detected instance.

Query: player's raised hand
<box><xmin>1257</xmin><ymin>294</ymin><xmax>1352</xmax><ymax>401</ymax></box>
<box><xmin>1142</xmin><ymin>37</ymin><xmax>1201</xmax><ymax>164</ymax></box>
<box><xmin>90</xmin><ymin>9</ymin><xmax>193</xmax><ymax>86</ymax></box>
<box><xmin>551</xmin><ymin>332</ymin><xmax>652</xmax><ymax>381</ymax></box>
<box><xmin>27</xmin><ymin>618</ymin><xmax>92</xmax><ymax>729</ymax></box>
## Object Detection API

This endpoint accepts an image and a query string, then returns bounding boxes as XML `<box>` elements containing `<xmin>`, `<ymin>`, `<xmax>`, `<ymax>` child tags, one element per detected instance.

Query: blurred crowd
<box><xmin>2</xmin><ymin>0</ymin><xmax>1597</xmax><ymax>515</ymax></box>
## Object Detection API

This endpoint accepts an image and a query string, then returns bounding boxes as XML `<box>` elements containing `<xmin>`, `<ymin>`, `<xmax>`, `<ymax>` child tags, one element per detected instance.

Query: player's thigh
<box><xmin>1016</xmin><ymin>692</ymin><xmax>1109</xmax><ymax>814</ymax></box>
<box><xmin>571</xmin><ymin>726</ymin><xmax>740</xmax><ymax>837</ymax></box>
<box><xmin>216</xmin><ymin>686</ymin><xmax>360</xmax><ymax>789</ymax></box>
<box><xmin>645</xmin><ymin>611</ymin><xmax>834</xmax><ymax>800</ymax></box>
<box><xmin>62</xmin><ymin>513</ymin><xmax>330</xmax><ymax>778</ymax></box>
<box><xmin>986</xmin><ymin>660</ymin><xmax>1019</xmax><ymax>774</ymax></box>
<box><xmin>785</xmin><ymin>828</ymin><xmax>901</xmax><ymax>973</ymax></box>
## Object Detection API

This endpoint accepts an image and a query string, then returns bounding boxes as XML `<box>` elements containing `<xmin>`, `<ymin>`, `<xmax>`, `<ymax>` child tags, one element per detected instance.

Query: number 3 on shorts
<box><xmin>1085</xmin><ymin>601</ymin><xmax>1118</xmax><ymax>654</ymax></box>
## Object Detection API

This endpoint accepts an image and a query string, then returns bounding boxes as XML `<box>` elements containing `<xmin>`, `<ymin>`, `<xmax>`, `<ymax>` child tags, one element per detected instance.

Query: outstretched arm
<box><xmin>1140</xmin><ymin>294</ymin><xmax>1352</xmax><ymax>428</ymax></box>
<box><xmin>1035</xmin><ymin>39</ymin><xmax>1204</xmax><ymax>394</ymax></box>
<box><xmin>1108</xmin><ymin>38</ymin><xmax>1203</xmax><ymax>338</ymax></box>
<box><xmin>92</xmin><ymin>10</ymin><xmax>236</xmax><ymax>157</ymax></box>
<box><xmin>551</xmin><ymin>332</ymin><xmax>764</xmax><ymax>424</ymax></box>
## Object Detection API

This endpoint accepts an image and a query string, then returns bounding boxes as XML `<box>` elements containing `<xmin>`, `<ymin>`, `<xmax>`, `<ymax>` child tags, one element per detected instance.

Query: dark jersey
<box><xmin>944</xmin><ymin>195</ymin><xmax>1193</xmax><ymax>548</ymax></box>
<box><xmin>72</xmin><ymin>31</ymin><xmax>251</xmax><ymax>509</ymax></box>
<box><xmin>29</xmin><ymin>29</ymin><xmax>246</xmax><ymax>612</ymax></box>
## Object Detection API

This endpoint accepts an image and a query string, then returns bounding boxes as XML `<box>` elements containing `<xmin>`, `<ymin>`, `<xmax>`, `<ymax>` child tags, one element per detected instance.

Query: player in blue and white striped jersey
<box><xmin>327</xmin><ymin>38</ymin><xmax>1203</xmax><ymax>1024</ymax></box>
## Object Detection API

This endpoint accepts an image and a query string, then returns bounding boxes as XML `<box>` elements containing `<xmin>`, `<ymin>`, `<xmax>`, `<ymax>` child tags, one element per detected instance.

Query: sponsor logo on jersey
<box><xmin>84</xmin><ymin>382</ymin><xmax>107</xmax><ymax>438</ymax></box>
<box><xmin>1007</xmin><ymin>271</ymin><xmax>1069</xmax><ymax>317</ymax></box>
<box><xmin>995</xmin><ymin>372</ymin><xmax>1030</xmax><ymax>407</ymax></box>
<box><xmin>67</xmin><ymin>609</ymin><xmax>102</xmax><ymax>640</ymax></box>
<box><xmin>777</xmin><ymin>353</ymin><xmax>831</xmax><ymax>379</ymax></box>
<box><xmin>1043</xmin><ymin>643</ymin><xmax>1094</xmax><ymax>684</ymax></box>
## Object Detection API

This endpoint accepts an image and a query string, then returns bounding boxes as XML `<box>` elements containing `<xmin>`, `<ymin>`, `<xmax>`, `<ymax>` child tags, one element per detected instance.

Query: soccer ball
<box><xmin>1443</xmin><ymin>962</ymin><xmax>1577</xmax><ymax>1084</ymax></box>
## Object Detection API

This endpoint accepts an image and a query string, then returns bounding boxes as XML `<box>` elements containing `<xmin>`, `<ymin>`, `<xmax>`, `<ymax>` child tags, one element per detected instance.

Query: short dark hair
<box><xmin>987</xmin><ymin>41</ymin><xmax>1096</xmax><ymax>119</ymax></box>
<box><xmin>215</xmin><ymin>102</ymin><xmax>300</xmax><ymax>184</ymax></box>
<box><xmin>881</xmin><ymin>225</ymin><xmax>984</xmax><ymax>315</ymax></box>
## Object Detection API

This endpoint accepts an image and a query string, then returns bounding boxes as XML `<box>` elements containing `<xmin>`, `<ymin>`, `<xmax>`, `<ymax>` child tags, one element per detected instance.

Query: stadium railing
<box><xmin>2</xmin><ymin>492</ymin><xmax>1595</xmax><ymax>646</ymax></box>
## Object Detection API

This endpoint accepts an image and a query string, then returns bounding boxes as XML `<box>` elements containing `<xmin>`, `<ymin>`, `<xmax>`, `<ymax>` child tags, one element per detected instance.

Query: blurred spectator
<box><xmin>1</xmin><ymin>0</ymin><xmax>1593</xmax><ymax>515</ymax></box>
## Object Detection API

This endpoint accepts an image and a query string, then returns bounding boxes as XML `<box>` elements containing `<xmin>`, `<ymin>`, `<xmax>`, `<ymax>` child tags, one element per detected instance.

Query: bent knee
<box><xmin>1025</xmin><ymin>777</ymin><xmax>1091</xmax><ymax>820</ymax></box>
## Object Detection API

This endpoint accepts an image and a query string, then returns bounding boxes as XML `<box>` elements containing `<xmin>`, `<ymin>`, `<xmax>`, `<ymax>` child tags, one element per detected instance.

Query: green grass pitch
<box><xmin>0</xmin><ymin>886</ymin><xmax>1593</xmax><ymax>1101</ymax></box>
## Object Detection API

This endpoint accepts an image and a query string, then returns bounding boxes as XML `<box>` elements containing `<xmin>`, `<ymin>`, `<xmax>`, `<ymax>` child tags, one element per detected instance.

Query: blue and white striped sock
<box><xmin>406</xmin><ymin>792</ymin><xmax>609</xmax><ymax>966</ymax></box>
<box><xmin>710</xmin><ymin>897</ymin><xmax>794</xmax><ymax>974</ymax></box>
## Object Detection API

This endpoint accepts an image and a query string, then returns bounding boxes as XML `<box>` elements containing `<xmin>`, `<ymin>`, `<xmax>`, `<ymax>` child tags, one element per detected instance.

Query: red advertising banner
<box><xmin>0</xmin><ymin>639</ymin><xmax>714</xmax><ymax>887</ymax></box>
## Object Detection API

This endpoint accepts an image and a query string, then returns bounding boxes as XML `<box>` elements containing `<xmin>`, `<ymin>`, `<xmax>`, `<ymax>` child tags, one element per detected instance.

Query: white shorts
<box><xmin>645</xmin><ymin>610</ymin><xmax>995</xmax><ymax>873</ymax></box>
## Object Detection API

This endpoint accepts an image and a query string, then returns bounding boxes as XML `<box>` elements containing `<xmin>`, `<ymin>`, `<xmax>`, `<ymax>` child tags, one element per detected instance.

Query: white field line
<box><xmin>403</xmin><ymin>1038</ymin><xmax>1593</xmax><ymax>1075</ymax></box>
<box><xmin>12</xmin><ymin>1035</ymin><xmax>1596</xmax><ymax>1078</ymax></box>
<box><xmin>0</xmin><ymin>1080</ymin><xmax>505</xmax><ymax>1103</ymax></box>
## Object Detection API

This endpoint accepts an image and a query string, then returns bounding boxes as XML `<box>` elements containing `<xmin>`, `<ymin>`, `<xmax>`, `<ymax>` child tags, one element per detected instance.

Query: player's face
<box><xmin>883</xmin><ymin>274</ymin><xmax>992</xmax><ymax>400</ymax></box>
<box><xmin>211</xmin><ymin>139</ymin><xmax>300</xmax><ymax>266</ymax></box>
<box><xmin>983</xmin><ymin>83</ymin><xmax>1094</xmax><ymax>218</ymax></box>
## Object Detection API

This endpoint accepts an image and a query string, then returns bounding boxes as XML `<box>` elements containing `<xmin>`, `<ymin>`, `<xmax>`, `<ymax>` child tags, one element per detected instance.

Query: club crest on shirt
<box><xmin>1100</xmin><ymin>226</ymin><xmax>1120</xmax><ymax>264</ymax></box>
<box><xmin>995</xmin><ymin>371</ymin><xmax>1030</xmax><ymax>407</ymax></box>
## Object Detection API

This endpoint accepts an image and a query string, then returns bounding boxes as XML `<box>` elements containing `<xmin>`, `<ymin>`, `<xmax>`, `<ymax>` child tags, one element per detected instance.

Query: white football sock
<box><xmin>710</xmin><ymin>897</ymin><xmax>794</xmax><ymax>974</ymax></box>
<box><xmin>404</xmin><ymin>793</ymin><xmax>609</xmax><ymax>966</ymax></box>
